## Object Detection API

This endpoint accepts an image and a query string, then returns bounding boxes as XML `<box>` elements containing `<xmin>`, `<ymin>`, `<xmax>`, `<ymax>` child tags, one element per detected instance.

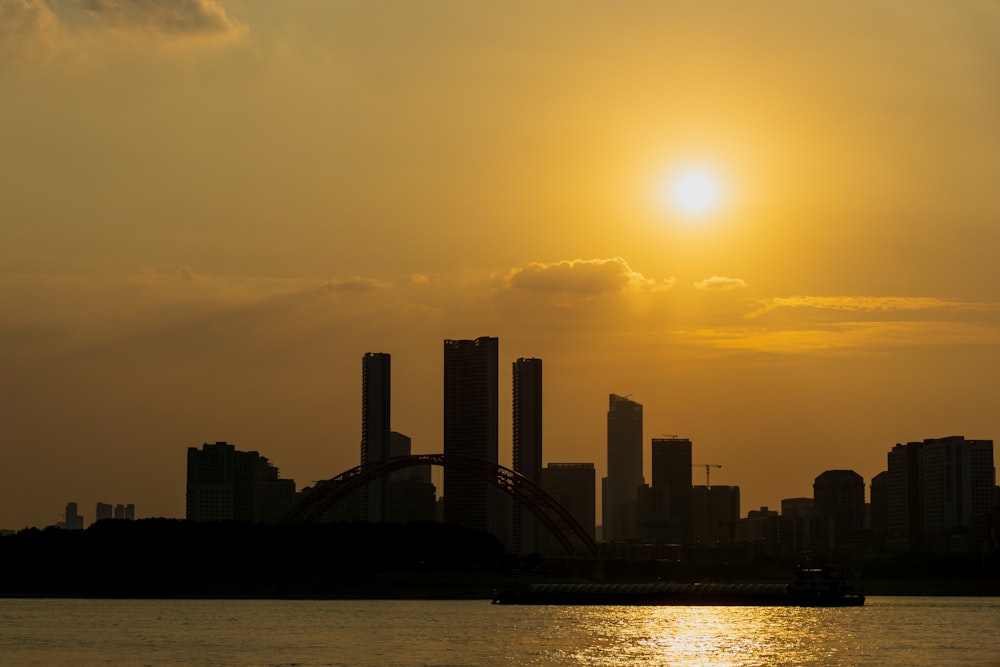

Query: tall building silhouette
<box><xmin>603</xmin><ymin>394</ymin><xmax>643</xmax><ymax>541</ymax></box>
<box><xmin>443</xmin><ymin>336</ymin><xmax>499</xmax><ymax>536</ymax></box>
<box><xmin>512</xmin><ymin>357</ymin><xmax>542</xmax><ymax>553</ymax></box>
<box><xmin>651</xmin><ymin>436</ymin><xmax>693</xmax><ymax>543</ymax></box>
<box><xmin>361</xmin><ymin>352</ymin><xmax>391</xmax><ymax>523</ymax></box>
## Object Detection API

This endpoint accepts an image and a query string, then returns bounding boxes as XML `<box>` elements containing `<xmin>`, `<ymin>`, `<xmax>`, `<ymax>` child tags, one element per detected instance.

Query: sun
<box><xmin>672</xmin><ymin>169</ymin><xmax>719</xmax><ymax>215</ymax></box>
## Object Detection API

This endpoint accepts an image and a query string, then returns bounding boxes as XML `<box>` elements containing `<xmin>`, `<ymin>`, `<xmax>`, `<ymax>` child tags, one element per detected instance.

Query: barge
<box><xmin>492</xmin><ymin>567</ymin><xmax>864</xmax><ymax>607</ymax></box>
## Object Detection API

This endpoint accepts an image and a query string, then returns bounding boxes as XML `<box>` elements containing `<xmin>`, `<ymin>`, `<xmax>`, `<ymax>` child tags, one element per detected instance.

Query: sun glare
<box><xmin>672</xmin><ymin>170</ymin><xmax>719</xmax><ymax>215</ymax></box>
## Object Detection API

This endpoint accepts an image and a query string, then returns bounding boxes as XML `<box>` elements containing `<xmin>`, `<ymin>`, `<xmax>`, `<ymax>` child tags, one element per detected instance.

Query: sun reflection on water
<box><xmin>557</xmin><ymin>605</ymin><xmax>863</xmax><ymax>666</ymax></box>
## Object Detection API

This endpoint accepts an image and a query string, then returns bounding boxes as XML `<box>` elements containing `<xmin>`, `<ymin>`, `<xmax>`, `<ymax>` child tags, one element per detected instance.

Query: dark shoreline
<box><xmin>3</xmin><ymin>519</ymin><xmax>998</xmax><ymax>600</ymax></box>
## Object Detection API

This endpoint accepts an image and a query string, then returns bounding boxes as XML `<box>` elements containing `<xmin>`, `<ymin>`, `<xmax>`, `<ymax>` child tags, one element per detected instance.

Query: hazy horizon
<box><xmin>2</xmin><ymin>0</ymin><xmax>999</xmax><ymax>530</ymax></box>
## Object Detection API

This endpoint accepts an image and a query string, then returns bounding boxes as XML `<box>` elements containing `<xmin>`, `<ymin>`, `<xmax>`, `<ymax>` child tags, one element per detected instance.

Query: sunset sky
<box><xmin>2</xmin><ymin>0</ymin><xmax>999</xmax><ymax>531</ymax></box>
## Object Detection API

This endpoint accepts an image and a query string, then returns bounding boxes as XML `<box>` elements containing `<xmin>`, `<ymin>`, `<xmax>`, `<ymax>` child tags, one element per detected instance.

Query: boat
<box><xmin>492</xmin><ymin>566</ymin><xmax>864</xmax><ymax>607</ymax></box>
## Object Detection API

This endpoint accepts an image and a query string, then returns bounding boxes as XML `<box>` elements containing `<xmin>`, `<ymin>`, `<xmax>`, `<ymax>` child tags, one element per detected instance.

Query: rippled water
<box><xmin>1</xmin><ymin>597</ymin><xmax>998</xmax><ymax>666</ymax></box>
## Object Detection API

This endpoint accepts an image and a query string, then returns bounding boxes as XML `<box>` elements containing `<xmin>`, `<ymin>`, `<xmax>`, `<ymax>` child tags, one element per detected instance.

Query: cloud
<box><xmin>0</xmin><ymin>0</ymin><xmax>65</xmax><ymax>64</ymax></box>
<box><xmin>745</xmin><ymin>295</ymin><xmax>997</xmax><ymax>320</ymax></box>
<box><xmin>505</xmin><ymin>257</ymin><xmax>674</xmax><ymax>295</ymax></box>
<box><xmin>690</xmin><ymin>321</ymin><xmax>1000</xmax><ymax>354</ymax></box>
<box><xmin>695</xmin><ymin>276</ymin><xmax>747</xmax><ymax>290</ymax></box>
<box><xmin>318</xmin><ymin>276</ymin><xmax>387</xmax><ymax>293</ymax></box>
<box><xmin>82</xmin><ymin>0</ymin><xmax>244</xmax><ymax>39</ymax></box>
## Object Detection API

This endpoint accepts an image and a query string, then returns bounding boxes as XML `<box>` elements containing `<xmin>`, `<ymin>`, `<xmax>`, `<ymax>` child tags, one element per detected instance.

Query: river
<box><xmin>1</xmin><ymin>597</ymin><xmax>998</xmax><ymax>666</ymax></box>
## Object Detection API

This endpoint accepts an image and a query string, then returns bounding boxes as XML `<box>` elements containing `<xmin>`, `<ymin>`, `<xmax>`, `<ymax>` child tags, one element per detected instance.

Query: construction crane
<box><xmin>693</xmin><ymin>463</ymin><xmax>722</xmax><ymax>487</ymax></box>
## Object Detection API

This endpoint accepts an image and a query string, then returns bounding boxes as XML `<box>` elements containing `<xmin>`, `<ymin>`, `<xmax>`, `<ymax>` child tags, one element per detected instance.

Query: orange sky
<box><xmin>2</xmin><ymin>0</ymin><xmax>999</xmax><ymax>530</ymax></box>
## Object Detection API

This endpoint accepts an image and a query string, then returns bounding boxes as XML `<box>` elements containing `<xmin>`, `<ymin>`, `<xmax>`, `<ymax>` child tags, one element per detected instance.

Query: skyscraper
<box><xmin>512</xmin><ymin>357</ymin><xmax>542</xmax><ymax>553</ymax></box>
<box><xmin>361</xmin><ymin>352</ymin><xmax>391</xmax><ymax>522</ymax></box>
<box><xmin>443</xmin><ymin>336</ymin><xmax>499</xmax><ymax>535</ymax></box>
<box><xmin>603</xmin><ymin>393</ymin><xmax>643</xmax><ymax>541</ymax></box>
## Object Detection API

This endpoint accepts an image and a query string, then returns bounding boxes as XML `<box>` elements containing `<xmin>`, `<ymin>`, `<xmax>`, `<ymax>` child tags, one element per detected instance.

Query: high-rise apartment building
<box><xmin>886</xmin><ymin>435</ymin><xmax>995</xmax><ymax>552</ymax></box>
<box><xmin>443</xmin><ymin>337</ymin><xmax>499</xmax><ymax>535</ymax></box>
<box><xmin>186</xmin><ymin>441</ymin><xmax>296</xmax><ymax>524</ymax></box>
<box><xmin>603</xmin><ymin>394</ymin><xmax>643</xmax><ymax>541</ymax></box>
<box><xmin>512</xmin><ymin>357</ymin><xmax>542</xmax><ymax>553</ymax></box>
<box><xmin>362</xmin><ymin>352</ymin><xmax>391</xmax><ymax>522</ymax></box>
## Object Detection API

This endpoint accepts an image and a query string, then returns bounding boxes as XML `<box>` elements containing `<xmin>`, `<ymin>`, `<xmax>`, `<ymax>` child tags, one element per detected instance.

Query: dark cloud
<box><xmin>0</xmin><ymin>0</ymin><xmax>63</xmax><ymax>63</ymax></box>
<box><xmin>505</xmin><ymin>257</ymin><xmax>673</xmax><ymax>295</ymax></box>
<box><xmin>83</xmin><ymin>0</ymin><xmax>243</xmax><ymax>38</ymax></box>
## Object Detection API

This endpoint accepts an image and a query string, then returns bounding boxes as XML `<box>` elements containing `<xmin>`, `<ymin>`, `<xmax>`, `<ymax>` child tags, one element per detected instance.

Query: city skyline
<box><xmin>6</xmin><ymin>331</ymin><xmax>998</xmax><ymax>531</ymax></box>
<box><xmin>3</xmin><ymin>2</ymin><xmax>1000</xmax><ymax>531</ymax></box>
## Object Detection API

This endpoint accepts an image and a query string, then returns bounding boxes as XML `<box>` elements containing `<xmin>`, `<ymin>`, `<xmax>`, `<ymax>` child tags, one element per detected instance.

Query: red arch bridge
<box><xmin>280</xmin><ymin>454</ymin><xmax>598</xmax><ymax>558</ymax></box>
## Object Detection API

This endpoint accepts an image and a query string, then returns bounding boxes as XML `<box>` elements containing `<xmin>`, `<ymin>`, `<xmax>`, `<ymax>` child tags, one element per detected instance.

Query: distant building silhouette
<box><xmin>777</xmin><ymin>497</ymin><xmax>815</xmax><ymax>556</ymax></box>
<box><xmin>58</xmin><ymin>502</ymin><xmax>83</xmax><ymax>530</ymax></box>
<box><xmin>870</xmin><ymin>471</ymin><xmax>889</xmax><ymax>538</ymax></box>
<box><xmin>512</xmin><ymin>357</ymin><xmax>543</xmax><ymax>554</ymax></box>
<box><xmin>744</xmin><ymin>506</ymin><xmax>778</xmax><ymax>547</ymax></box>
<box><xmin>95</xmin><ymin>502</ymin><xmax>135</xmax><ymax>524</ymax></box>
<box><xmin>385</xmin><ymin>431</ymin><xmax>436</xmax><ymax>523</ymax></box>
<box><xmin>639</xmin><ymin>437</ymin><xmax>693</xmax><ymax>543</ymax></box>
<box><xmin>813</xmin><ymin>470</ymin><xmax>866</xmax><ymax>552</ymax></box>
<box><xmin>692</xmin><ymin>485</ymin><xmax>740</xmax><ymax>545</ymax></box>
<box><xmin>362</xmin><ymin>352</ymin><xmax>392</xmax><ymax>523</ymax></box>
<box><xmin>96</xmin><ymin>502</ymin><xmax>113</xmax><ymax>523</ymax></box>
<box><xmin>886</xmin><ymin>435</ymin><xmax>996</xmax><ymax>552</ymax></box>
<box><xmin>186</xmin><ymin>441</ymin><xmax>296</xmax><ymax>524</ymax></box>
<box><xmin>443</xmin><ymin>337</ymin><xmax>499</xmax><ymax>537</ymax></box>
<box><xmin>541</xmin><ymin>462</ymin><xmax>596</xmax><ymax>552</ymax></box>
<box><xmin>603</xmin><ymin>394</ymin><xmax>643</xmax><ymax>541</ymax></box>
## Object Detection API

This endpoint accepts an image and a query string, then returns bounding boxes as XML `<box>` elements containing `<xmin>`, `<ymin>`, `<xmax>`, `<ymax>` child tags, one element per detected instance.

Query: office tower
<box><xmin>512</xmin><ymin>357</ymin><xmax>543</xmax><ymax>553</ymax></box>
<box><xmin>443</xmin><ymin>336</ymin><xmax>499</xmax><ymax>535</ymax></box>
<box><xmin>362</xmin><ymin>352</ymin><xmax>391</xmax><ymax>523</ymax></box>
<box><xmin>542</xmin><ymin>463</ymin><xmax>597</xmax><ymax>553</ymax></box>
<box><xmin>603</xmin><ymin>394</ymin><xmax>643</xmax><ymax>541</ymax></box>
<box><xmin>186</xmin><ymin>441</ymin><xmax>296</xmax><ymax>524</ymax></box>
<box><xmin>813</xmin><ymin>470</ymin><xmax>865</xmax><ymax>551</ymax></box>
<box><xmin>887</xmin><ymin>435</ymin><xmax>995</xmax><ymax>552</ymax></box>
<box><xmin>692</xmin><ymin>485</ymin><xmax>740</xmax><ymax>544</ymax></box>
<box><xmin>650</xmin><ymin>436</ymin><xmax>693</xmax><ymax>543</ymax></box>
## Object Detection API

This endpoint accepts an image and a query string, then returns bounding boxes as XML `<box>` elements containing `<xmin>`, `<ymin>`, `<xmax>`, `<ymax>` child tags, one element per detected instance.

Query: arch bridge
<box><xmin>281</xmin><ymin>454</ymin><xmax>598</xmax><ymax>558</ymax></box>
